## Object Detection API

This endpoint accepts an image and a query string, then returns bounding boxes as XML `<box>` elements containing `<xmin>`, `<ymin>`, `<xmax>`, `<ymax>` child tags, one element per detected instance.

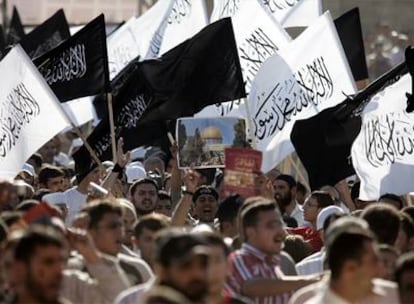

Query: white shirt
<box><xmin>289</xmin><ymin>203</ymin><xmax>305</xmax><ymax>227</ymax></box>
<box><xmin>296</xmin><ymin>250</ymin><xmax>325</xmax><ymax>276</ymax></box>
<box><xmin>115</xmin><ymin>279</ymin><xmax>155</xmax><ymax>304</ymax></box>
<box><xmin>64</xmin><ymin>187</ymin><xmax>87</xmax><ymax>225</ymax></box>
<box><xmin>289</xmin><ymin>277</ymin><xmax>400</xmax><ymax>304</ymax></box>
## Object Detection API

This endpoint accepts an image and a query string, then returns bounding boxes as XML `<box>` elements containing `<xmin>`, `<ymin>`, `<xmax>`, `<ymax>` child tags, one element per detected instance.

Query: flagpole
<box><xmin>107</xmin><ymin>93</ymin><xmax>117</xmax><ymax>163</ymax></box>
<box><xmin>243</xmin><ymin>97</ymin><xmax>256</xmax><ymax>149</ymax></box>
<box><xmin>70</xmin><ymin>124</ymin><xmax>103</xmax><ymax>168</ymax></box>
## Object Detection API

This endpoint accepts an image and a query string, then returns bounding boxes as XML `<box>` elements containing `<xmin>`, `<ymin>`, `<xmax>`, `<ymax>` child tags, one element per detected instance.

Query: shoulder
<box><xmin>290</xmin><ymin>279</ymin><xmax>327</xmax><ymax>304</ymax></box>
<box><xmin>115</xmin><ymin>282</ymin><xmax>152</xmax><ymax>304</ymax></box>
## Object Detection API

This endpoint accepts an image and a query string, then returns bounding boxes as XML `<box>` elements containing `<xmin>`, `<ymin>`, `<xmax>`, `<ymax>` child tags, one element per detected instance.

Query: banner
<box><xmin>158</xmin><ymin>0</ymin><xmax>208</xmax><ymax>55</ymax></box>
<box><xmin>197</xmin><ymin>0</ymin><xmax>290</xmax><ymax>118</ymax></box>
<box><xmin>20</xmin><ymin>9</ymin><xmax>70</xmax><ymax>59</ymax></box>
<box><xmin>0</xmin><ymin>46</ymin><xmax>70</xmax><ymax>178</ymax></box>
<box><xmin>0</xmin><ymin>25</ymin><xmax>5</xmax><ymax>60</ymax></box>
<box><xmin>211</xmin><ymin>0</ymin><xmax>322</xmax><ymax>28</ymax></box>
<box><xmin>351</xmin><ymin>74</ymin><xmax>413</xmax><ymax>200</ymax></box>
<box><xmin>223</xmin><ymin>147</ymin><xmax>262</xmax><ymax>198</ymax></box>
<box><xmin>248</xmin><ymin>12</ymin><xmax>356</xmax><ymax>172</ymax></box>
<box><xmin>260</xmin><ymin>0</ymin><xmax>322</xmax><ymax>28</ymax></box>
<box><xmin>79</xmin><ymin>18</ymin><xmax>246</xmax><ymax>162</ymax></box>
<box><xmin>34</xmin><ymin>14</ymin><xmax>109</xmax><ymax>102</ymax></box>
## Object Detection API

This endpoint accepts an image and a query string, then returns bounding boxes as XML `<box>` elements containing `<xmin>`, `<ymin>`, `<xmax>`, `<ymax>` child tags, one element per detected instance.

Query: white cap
<box><xmin>22</xmin><ymin>163</ymin><xmax>35</xmax><ymax>176</ymax></box>
<box><xmin>316</xmin><ymin>206</ymin><xmax>344</xmax><ymax>231</ymax></box>
<box><xmin>130</xmin><ymin>147</ymin><xmax>147</xmax><ymax>160</ymax></box>
<box><xmin>42</xmin><ymin>192</ymin><xmax>68</xmax><ymax>207</ymax></box>
<box><xmin>68</xmin><ymin>138</ymin><xmax>83</xmax><ymax>156</ymax></box>
<box><xmin>125</xmin><ymin>164</ymin><xmax>146</xmax><ymax>184</ymax></box>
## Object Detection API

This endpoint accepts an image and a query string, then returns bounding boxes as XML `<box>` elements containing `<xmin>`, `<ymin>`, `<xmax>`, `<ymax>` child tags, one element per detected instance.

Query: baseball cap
<box><xmin>22</xmin><ymin>163</ymin><xmax>35</xmax><ymax>177</ymax></box>
<box><xmin>155</xmin><ymin>229</ymin><xmax>210</xmax><ymax>267</ymax></box>
<box><xmin>193</xmin><ymin>186</ymin><xmax>219</xmax><ymax>203</ymax></box>
<box><xmin>316</xmin><ymin>206</ymin><xmax>344</xmax><ymax>231</ymax></box>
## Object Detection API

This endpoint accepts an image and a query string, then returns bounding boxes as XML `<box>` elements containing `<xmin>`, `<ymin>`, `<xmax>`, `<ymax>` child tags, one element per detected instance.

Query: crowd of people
<box><xmin>0</xmin><ymin>133</ymin><xmax>413</xmax><ymax>304</ymax></box>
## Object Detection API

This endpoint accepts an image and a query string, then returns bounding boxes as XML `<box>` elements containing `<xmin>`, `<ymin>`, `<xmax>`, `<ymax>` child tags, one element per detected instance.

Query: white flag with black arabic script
<box><xmin>197</xmin><ymin>0</ymin><xmax>290</xmax><ymax>118</ymax></box>
<box><xmin>0</xmin><ymin>46</ymin><xmax>70</xmax><ymax>178</ymax></box>
<box><xmin>211</xmin><ymin>0</ymin><xmax>322</xmax><ymax>28</ymax></box>
<box><xmin>351</xmin><ymin>74</ymin><xmax>414</xmax><ymax>200</ymax></box>
<box><xmin>248</xmin><ymin>11</ymin><xmax>356</xmax><ymax>173</ymax></box>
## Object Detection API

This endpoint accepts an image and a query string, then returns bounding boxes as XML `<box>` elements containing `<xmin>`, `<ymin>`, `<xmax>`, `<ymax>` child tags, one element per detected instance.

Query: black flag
<box><xmin>0</xmin><ymin>25</ymin><xmax>5</xmax><ymax>60</ymax></box>
<box><xmin>78</xmin><ymin>17</ymin><xmax>246</xmax><ymax>162</ymax></box>
<box><xmin>291</xmin><ymin>62</ymin><xmax>408</xmax><ymax>190</ymax></box>
<box><xmin>334</xmin><ymin>8</ymin><xmax>369</xmax><ymax>82</ymax></box>
<box><xmin>7</xmin><ymin>6</ymin><xmax>25</xmax><ymax>46</ymax></box>
<box><xmin>20</xmin><ymin>9</ymin><xmax>70</xmax><ymax>59</ymax></box>
<box><xmin>34</xmin><ymin>14</ymin><xmax>109</xmax><ymax>102</ymax></box>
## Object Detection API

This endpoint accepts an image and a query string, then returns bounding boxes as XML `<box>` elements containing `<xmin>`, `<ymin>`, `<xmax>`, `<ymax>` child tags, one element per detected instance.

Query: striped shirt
<box><xmin>225</xmin><ymin>243</ymin><xmax>292</xmax><ymax>304</ymax></box>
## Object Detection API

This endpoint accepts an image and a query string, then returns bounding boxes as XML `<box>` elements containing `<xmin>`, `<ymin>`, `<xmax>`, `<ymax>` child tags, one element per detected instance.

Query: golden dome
<box><xmin>201</xmin><ymin>126</ymin><xmax>222</xmax><ymax>140</ymax></box>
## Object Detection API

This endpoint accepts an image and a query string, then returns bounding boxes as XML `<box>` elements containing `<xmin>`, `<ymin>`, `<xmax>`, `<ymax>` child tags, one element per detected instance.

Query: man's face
<box><xmin>24</xmin><ymin>245</ymin><xmax>65</xmax><ymax>303</ymax></box>
<box><xmin>135</xmin><ymin>228</ymin><xmax>157</xmax><ymax>266</ymax></box>
<box><xmin>90</xmin><ymin>213</ymin><xmax>124</xmax><ymax>256</ymax></box>
<box><xmin>162</xmin><ymin>255</ymin><xmax>209</xmax><ymax>302</ymax></box>
<box><xmin>132</xmin><ymin>183</ymin><xmax>158</xmax><ymax>215</ymax></box>
<box><xmin>45</xmin><ymin>176</ymin><xmax>64</xmax><ymax>192</ymax></box>
<box><xmin>207</xmin><ymin>245</ymin><xmax>227</xmax><ymax>296</ymax></box>
<box><xmin>247</xmin><ymin>210</ymin><xmax>286</xmax><ymax>255</ymax></box>
<box><xmin>194</xmin><ymin>195</ymin><xmax>217</xmax><ymax>223</ymax></box>
<box><xmin>303</xmin><ymin>196</ymin><xmax>320</xmax><ymax>223</ymax></box>
<box><xmin>39</xmin><ymin>141</ymin><xmax>57</xmax><ymax>164</ymax></box>
<box><xmin>122</xmin><ymin>208</ymin><xmax>136</xmax><ymax>248</ymax></box>
<box><xmin>400</xmin><ymin>269</ymin><xmax>414</xmax><ymax>304</ymax></box>
<box><xmin>155</xmin><ymin>199</ymin><xmax>172</xmax><ymax>217</ymax></box>
<box><xmin>273</xmin><ymin>180</ymin><xmax>293</xmax><ymax>207</ymax></box>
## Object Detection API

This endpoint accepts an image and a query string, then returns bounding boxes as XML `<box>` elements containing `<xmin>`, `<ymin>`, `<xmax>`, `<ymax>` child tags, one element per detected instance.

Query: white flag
<box><xmin>158</xmin><ymin>0</ymin><xmax>208</xmax><ymax>55</ymax></box>
<box><xmin>197</xmin><ymin>0</ymin><xmax>290</xmax><ymax>118</ymax></box>
<box><xmin>260</xmin><ymin>0</ymin><xmax>322</xmax><ymax>28</ymax></box>
<box><xmin>0</xmin><ymin>46</ymin><xmax>70</xmax><ymax>178</ymax></box>
<box><xmin>351</xmin><ymin>74</ymin><xmax>414</xmax><ymax>200</ymax></box>
<box><xmin>211</xmin><ymin>0</ymin><xmax>322</xmax><ymax>28</ymax></box>
<box><xmin>249</xmin><ymin>12</ymin><xmax>356</xmax><ymax>172</ymax></box>
<box><xmin>62</xmin><ymin>96</ymin><xmax>97</xmax><ymax>127</ymax></box>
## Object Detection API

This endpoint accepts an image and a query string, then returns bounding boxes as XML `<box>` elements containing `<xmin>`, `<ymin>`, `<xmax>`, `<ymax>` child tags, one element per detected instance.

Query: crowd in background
<box><xmin>0</xmin><ymin>132</ymin><xmax>413</xmax><ymax>304</ymax></box>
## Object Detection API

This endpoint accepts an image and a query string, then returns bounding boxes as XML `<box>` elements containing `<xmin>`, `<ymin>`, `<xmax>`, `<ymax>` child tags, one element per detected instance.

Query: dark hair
<box><xmin>379</xmin><ymin>193</ymin><xmax>404</xmax><ymax>209</ymax></box>
<box><xmin>283</xmin><ymin>215</ymin><xmax>298</xmax><ymax>228</ymax></box>
<box><xmin>62</xmin><ymin>167</ymin><xmax>75</xmax><ymax>179</ymax></box>
<box><xmin>216</xmin><ymin>195</ymin><xmax>244</xmax><ymax>225</ymax></box>
<box><xmin>240</xmin><ymin>197</ymin><xmax>279</xmax><ymax>241</ymax></box>
<box><xmin>204</xmin><ymin>232</ymin><xmax>230</xmax><ymax>257</ymax></box>
<box><xmin>29</xmin><ymin>153</ymin><xmax>43</xmax><ymax>168</ymax></box>
<box><xmin>129</xmin><ymin>178</ymin><xmax>159</xmax><ymax>197</ymax></box>
<box><xmin>33</xmin><ymin>189</ymin><xmax>52</xmax><ymax>201</ymax></box>
<box><xmin>134</xmin><ymin>213</ymin><xmax>170</xmax><ymax>238</ymax></box>
<box><xmin>284</xmin><ymin>234</ymin><xmax>311</xmax><ymax>263</ymax></box>
<box><xmin>394</xmin><ymin>252</ymin><xmax>414</xmax><ymax>286</ymax></box>
<box><xmin>38</xmin><ymin>165</ymin><xmax>64</xmax><ymax>185</ymax></box>
<box><xmin>328</xmin><ymin>233</ymin><xmax>374</xmax><ymax>280</ymax></box>
<box><xmin>14</xmin><ymin>225</ymin><xmax>64</xmax><ymax>263</ymax></box>
<box><xmin>400</xmin><ymin>213</ymin><xmax>414</xmax><ymax>240</ymax></box>
<box><xmin>361</xmin><ymin>204</ymin><xmax>401</xmax><ymax>245</ymax></box>
<box><xmin>1</xmin><ymin>211</ymin><xmax>23</xmax><ymax>227</ymax></box>
<box><xmin>323</xmin><ymin>213</ymin><xmax>346</xmax><ymax>232</ymax></box>
<box><xmin>158</xmin><ymin>190</ymin><xmax>171</xmax><ymax>201</ymax></box>
<box><xmin>83</xmin><ymin>200</ymin><xmax>122</xmax><ymax>229</ymax></box>
<box><xmin>296</xmin><ymin>182</ymin><xmax>308</xmax><ymax>195</ymax></box>
<box><xmin>309</xmin><ymin>191</ymin><xmax>335</xmax><ymax>209</ymax></box>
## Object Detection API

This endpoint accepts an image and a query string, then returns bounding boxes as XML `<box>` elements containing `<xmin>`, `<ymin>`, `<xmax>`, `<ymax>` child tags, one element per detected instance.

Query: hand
<box><xmin>169</xmin><ymin>143</ymin><xmax>179</xmax><ymax>168</ymax></box>
<box><xmin>183</xmin><ymin>169</ymin><xmax>201</xmax><ymax>192</ymax></box>
<box><xmin>67</xmin><ymin>228</ymin><xmax>100</xmax><ymax>264</ymax></box>
<box><xmin>256</xmin><ymin>173</ymin><xmax>274</xmax><ymax>200</ymax></box>
<box><xmin>116</xmin><ymin>137</ymin><xmax>130</xmax><ymax>168</ymax></box>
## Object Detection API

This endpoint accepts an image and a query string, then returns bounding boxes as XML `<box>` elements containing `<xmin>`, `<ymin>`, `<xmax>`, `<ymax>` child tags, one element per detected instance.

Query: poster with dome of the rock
<box><xmin>176</xmin><ymin>117</ymin><xmax>247</xmax><ymax>169</ymax></box>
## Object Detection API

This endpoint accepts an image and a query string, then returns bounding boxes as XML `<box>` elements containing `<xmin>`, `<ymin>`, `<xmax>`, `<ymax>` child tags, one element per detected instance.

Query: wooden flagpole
<box><xmin>243</xmin><ymin>97</ymin><xmax>257</xmax><ymax>149</ymax></box>
<box><xmin>107</xmin><ymin>93</ymin><xmax>117</xmax><ymax>163</ymax></box>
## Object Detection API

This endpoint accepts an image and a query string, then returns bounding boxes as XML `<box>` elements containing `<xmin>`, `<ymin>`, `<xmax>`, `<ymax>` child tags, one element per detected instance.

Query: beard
<box><xmin>135</xmin><ymin>199</ymin><xmax>156</xmax><ymax>215</ymax></box>
<box><xmin>275</xmin><ymin>191</ymin><xmax>292</xmax><ymax>207</ymax></box>
<box><xmin>26</xmin><ymin>271</ymin><xmax>62</xmax><ymax>304</ymax></box>
<box><xmin>161</xmin><ymin>278</ymin><xmax>208</xmax><ymax>302</ymax></box>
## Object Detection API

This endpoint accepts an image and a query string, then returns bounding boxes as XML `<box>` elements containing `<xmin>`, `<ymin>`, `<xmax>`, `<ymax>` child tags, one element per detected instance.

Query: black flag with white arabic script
<box><xmin>33</xmin><ymin>14</ymin><xmax>109</xmax><ymax>102</ymax></box>
<box><xmin>78</xmin><ymin>17</ymin><xmax>246</xmax><ymax>162</ymax></box>
<box><xmin>7</xmin><ymin>6</ymin><xmax>25</xmax><ymax>46</ymax></box>
<box><xmin>20</xmin><ymin>9</ymin><xmax>70</xmax><ymax>59</ymax></box>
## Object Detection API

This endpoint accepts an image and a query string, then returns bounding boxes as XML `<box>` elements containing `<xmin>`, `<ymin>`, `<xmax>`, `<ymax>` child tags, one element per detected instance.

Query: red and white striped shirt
<box><xmin>225</xmin><ymin>243</ymin><xmax>292</xmax><ymax>304</ymax></box>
